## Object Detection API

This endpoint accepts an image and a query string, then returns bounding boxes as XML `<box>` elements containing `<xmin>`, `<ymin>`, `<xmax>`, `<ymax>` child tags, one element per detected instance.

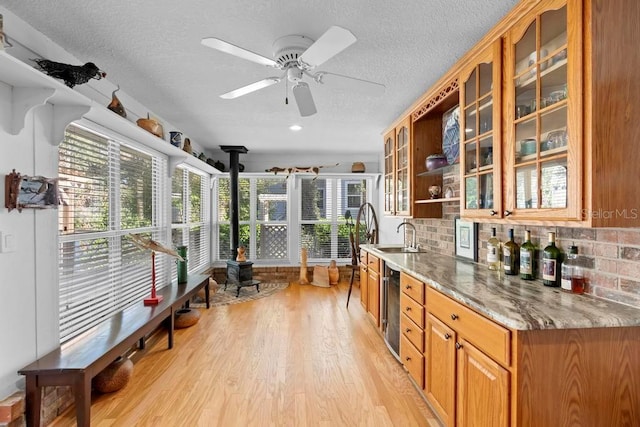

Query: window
<box><xmin>216</xmin><ymin>176</ymin><xmax>288</xmax><ymax>261</ymax></box>
<box><xmin>171</xmin><ymin>166</ymin><xmax>211</xmax><ymax>276</ymax></box>
<box><xmin>300</xmin><ymin>177</ymin><xmax>368</xmax><ymax>261</ymax></box>
<box><xmin>58</xmin><ymin>125</ymin><xmax>168</xmax><ymax>342</ymax></box>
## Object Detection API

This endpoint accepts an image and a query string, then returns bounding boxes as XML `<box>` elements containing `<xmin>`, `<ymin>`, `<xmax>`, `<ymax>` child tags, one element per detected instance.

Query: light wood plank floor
<box><xmin>51</xmin><ymin>281</ymin><xmax>440</xmax><ymax>426</ymax></box>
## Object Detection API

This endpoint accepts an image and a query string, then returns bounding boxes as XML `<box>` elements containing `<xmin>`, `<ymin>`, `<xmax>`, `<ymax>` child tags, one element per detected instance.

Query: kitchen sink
<box><xmin>375</xmin><ymin>246</ymin><xmax>426</xmax><ymax>253</ymax></box>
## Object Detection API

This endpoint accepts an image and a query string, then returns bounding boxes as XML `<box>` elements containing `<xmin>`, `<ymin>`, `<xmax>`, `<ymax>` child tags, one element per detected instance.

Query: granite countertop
<box><xmin>361</xmin><ymin>244</ymin><xmax>640</xmax><ymax>331</ymax></box>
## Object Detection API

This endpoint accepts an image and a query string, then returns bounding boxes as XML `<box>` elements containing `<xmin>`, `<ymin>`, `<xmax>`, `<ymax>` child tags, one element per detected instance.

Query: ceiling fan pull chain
<box><xmin>285</xmin><ymin>78</ymin><xmax>289</xmax><ymax>105</ymax></box>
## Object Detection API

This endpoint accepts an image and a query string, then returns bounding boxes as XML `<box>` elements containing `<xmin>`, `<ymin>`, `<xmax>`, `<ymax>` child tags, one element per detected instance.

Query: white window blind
<box><xmin>58</xmin><ymin>125</ymin><xmax>168</xmax><ymax>343</ymax></box>
<box><xmin>216</xmin><ymin>175</ymin><xmax>288</xmax><ymax>261</ymax></box>
<box><xmin>171</xmin><ymin>166</ymin><xmax>211</xmax><ymax>276</ymax></box>
<box><xmin>300</xmin><ymin>177</ymin><xmax>369</xmax><ymax>261</ymax></box>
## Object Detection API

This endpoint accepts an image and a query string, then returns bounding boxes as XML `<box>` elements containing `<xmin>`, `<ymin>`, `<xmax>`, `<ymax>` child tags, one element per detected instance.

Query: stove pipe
<box><xmin>220</xmin><ymin>145</ymin><xmax>248</xmax><ymax>260</ymax></box>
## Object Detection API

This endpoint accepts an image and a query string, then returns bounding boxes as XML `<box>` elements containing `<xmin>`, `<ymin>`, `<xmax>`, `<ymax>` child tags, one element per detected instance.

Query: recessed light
<box><xmin>289</xmin><ymin>125</ymin><xmax>302</xmax><ymax>131</ymax></box>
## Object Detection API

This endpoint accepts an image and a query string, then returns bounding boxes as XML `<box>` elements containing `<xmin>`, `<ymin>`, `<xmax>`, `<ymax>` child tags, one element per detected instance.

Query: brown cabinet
<box><xmin>366</xmin><ymin>252</ymin><xmax>380</xmax><ymax>327</ymax></box>
<box><xmin>359</xmin><ymin>250</ymin><xmax>368</xmax><ymax>309</ymax></box>
<box><xmin>426</xmin><ymin>288</ymin><xmax>510</xmax><ymax>427</ymax></box>
<box><xmin>460</xmin><ymin>40</ymin><xmax>503</xmax><ymax>219</ymax></box>
<box><xmin>399</xmin><ymin>272</ymin><xmax>425</xmax><ymax>388</ymax></box>
<box><xmin>383</xmin><ymin>117</ymin><xmax>411</xmax><ymax>216</ymax></box>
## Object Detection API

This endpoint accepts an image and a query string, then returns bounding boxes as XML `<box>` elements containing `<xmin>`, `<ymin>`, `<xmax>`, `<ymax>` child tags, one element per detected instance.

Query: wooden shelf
<box><xmin>515</xmin><ymin>58</ymin><xmax>567</xmax><ymax>89</ymax></box>
<box><xmin>417</xmin><ymin>163</ymin><xmax>458</xmax><ymax>176</ymax></box>
<box><xmin>0</xmin><ymin>51</ymin><xmax>220</xmax><ymax>176</ymax></box>
<box><xmin>416</xmin><ymin>197</ymin><xmax>460</xmax><ymax>204</ymax></box>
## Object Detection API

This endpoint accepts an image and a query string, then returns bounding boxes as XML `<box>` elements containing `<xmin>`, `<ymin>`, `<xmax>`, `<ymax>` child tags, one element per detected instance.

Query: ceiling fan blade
<box><xmin>298</xmin><ymin>26</ymin><xmax>357</xmax><ymax>69</ymax></box>
<box><xmin>314</xmin><ymin>72</ymin><xmax>386</xmax><ymax>96</ymax></box>
<box><xmin>220</xmin><ymin>77</ymin><xmax>281</xmax><ymax>99</ymax></box>
<box><xmin>201</xmin><ymin>37</ymin><xmax>281</xmax><ymax>68</ymax></box>
<box><xmin>292</xmin><ymin>82</ymin><xmax>317</xmax><ymax>117</ymax></box>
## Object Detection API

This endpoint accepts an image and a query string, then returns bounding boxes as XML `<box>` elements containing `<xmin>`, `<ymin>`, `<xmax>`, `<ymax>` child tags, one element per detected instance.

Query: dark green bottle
<box><xmin>542</xmin><ymin>232</ymin><xmax>561</xmax><ymax>287</ymax></box>
<box><xmin>519</xmin><ymin>230</ymin><xmax>535</xmax><ymax>280</ymax></box>
<box><xmin>503</xmin><ymin>229</ymin><xmax>519</xmax><ymax>275</ymax></box>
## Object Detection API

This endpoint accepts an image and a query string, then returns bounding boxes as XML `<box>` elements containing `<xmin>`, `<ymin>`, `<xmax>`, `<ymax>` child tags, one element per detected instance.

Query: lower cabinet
<box><xmin>425</xmin><ymin>288</ymin><xmax>510</xmax><ymax>427</ymax></box>
<box><xmin>366</xmin><ymin>253</ymin><xmax>380</xmax><ymax>327</ymax></box>
<box><xmin>400</xmin><ymin>272</ymin><xmax>426</xmax><ymax>388</ymax></box>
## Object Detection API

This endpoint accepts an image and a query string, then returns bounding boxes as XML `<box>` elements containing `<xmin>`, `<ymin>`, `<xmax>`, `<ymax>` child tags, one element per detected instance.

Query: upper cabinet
<box><xmin>460</xmin><ymin>41</ymin><xmax>503</xmax><ymax>219</ymax></box>
<box><xmin>504</xmin><ymin>0</ymin><xmax>579</xmax><ymax>221</ymax></box>
<box><xmin>383</xmin><ymin>117</ymin><xmax>411</xmax><ymax>216</ymax></box>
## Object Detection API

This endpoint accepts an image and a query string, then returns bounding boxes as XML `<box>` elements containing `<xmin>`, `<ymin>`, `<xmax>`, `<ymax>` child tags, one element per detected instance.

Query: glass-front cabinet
<box><xmin>383</xmin><ymin>117</ymin><xmax>411</xmax><ymax>216</ymax></box>
<box><xmin>504</xmin><ymin>0</ymin><xmax>581</xmax><ymax>220</ymax></box>
<box><xmin>460</xmin><ymin>40</ymin><xmax>502</xmax><ymax>218</ymax></box>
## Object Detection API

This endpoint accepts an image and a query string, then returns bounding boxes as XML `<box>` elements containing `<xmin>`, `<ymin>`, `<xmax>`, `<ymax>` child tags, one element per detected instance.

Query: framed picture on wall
<box><xmin>454</xmin><ymin>217</ymin><xmax>478</xmax><ymax>261</ymax></box>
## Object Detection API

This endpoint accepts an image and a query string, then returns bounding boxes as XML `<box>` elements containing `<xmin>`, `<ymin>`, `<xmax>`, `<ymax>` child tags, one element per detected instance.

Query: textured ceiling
<box><xmin>2</xmin><ymin>0</ymin><xmax>518</xmax><ymax>155</ymax></box>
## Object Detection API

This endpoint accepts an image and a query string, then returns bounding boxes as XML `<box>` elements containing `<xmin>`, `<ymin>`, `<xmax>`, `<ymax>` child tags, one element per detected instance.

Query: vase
<box><xmin>328</xmin><ymin>260</ymin><xmax>339</xmax><ymax>285</ymax></box>
<box><xmin>176</xmin><ymin>246</ymin><xmax>187</xmax><ymax>283</ymax></box>
<box><xmin>169</xmin><ymin>131</ymin><xmax>182</xmax><ymax>148</ymax></box>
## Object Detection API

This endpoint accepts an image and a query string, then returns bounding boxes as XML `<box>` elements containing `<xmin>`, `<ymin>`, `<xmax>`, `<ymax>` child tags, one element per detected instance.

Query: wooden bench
<box><xmin>18</xmin><ymin>274</ymin><xmax>210</xmax><ymax>427</ymax></box>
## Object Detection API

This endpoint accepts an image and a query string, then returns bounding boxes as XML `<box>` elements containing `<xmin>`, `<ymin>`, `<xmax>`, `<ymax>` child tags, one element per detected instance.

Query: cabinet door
<box><xmin>504</xmin><ymin>0</ymin><xmax>582</xmax><ymax>220</ymax></box>
<box><xmin>359</xmin><ymin>262</ymin><xmax>368</xmax><ymax>309</ymax></box>
<box><xmin>456</xmin><ymin>339</ymin><xmax>509</xmax><ymax>427</ymax></box>
<box><xmin>395</xmin><ymin>117</ymin><xmax>411</xmax><ymax>216</ymax></box>
<box><xmin>460</xmin><ymin>40</ymin><xmax>503</xmax><ymax>219</ymax></box>
<box><xmin>426</xmin><ymin>314</ymin><xmax>456</xmax><ymax>427</ymax></box>
<box><xmin>383</xmin><ymin>129</ymin><xmax>396</xmax><ymax>215</ymax></box>
<box><xmin>367</xmin><ymin>269</ymin><xmax>380</xmax><ymax>327</ymax></box>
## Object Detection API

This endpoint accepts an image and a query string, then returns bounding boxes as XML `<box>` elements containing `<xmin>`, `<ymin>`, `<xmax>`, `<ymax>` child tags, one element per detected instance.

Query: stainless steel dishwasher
<box><xmin>382</xmin><ymin>262</ymin><xmax>401</xmax><ymax>361</ymax></box>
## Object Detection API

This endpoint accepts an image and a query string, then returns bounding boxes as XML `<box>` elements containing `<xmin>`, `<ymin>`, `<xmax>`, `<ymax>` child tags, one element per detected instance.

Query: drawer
<box><xmin>367</xmin><ymin>253</ymin><xmax>379</xmax><ymax>273</ymax></box>
<box><xmin>401</xmin><ymin>313</ymin><xmax>424</xmax><ymax>352</ymax></box>
<box><xmin>427</xmin><ymin>287</ymin><xmax>511</xmax><ymax>367</ymax></box>
<box><xmin>400</xmin><ymin>291</ymin><xmax>424</xmax><ymax>328</ymax></box>
<box><xmin>400</xmin><ymin>272</ymin><xmax>424</xmax><ymax>304</ymax></box>
<box><xmin>400</xmin><ymin>334</ymin><xmax>424</xmax><ymax>389</ymax></box>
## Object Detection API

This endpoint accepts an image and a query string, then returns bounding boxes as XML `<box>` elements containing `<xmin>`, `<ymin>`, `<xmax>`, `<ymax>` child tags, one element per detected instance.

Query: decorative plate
<box><xmin>442</xmin><ymin>105</ymin><xmax>460</xmax><ymax>165</ymax></box>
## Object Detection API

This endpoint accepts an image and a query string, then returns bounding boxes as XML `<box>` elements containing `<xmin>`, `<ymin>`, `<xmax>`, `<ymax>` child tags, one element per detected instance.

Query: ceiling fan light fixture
<box><xmin>292</xmin><ymin>82</ymin><xmax>317</xmax><ymax>117</ymax></box>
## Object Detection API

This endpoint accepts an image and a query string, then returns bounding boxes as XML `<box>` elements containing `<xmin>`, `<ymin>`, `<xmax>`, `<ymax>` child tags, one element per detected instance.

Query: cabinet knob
<box><xmin>405</xmin><ymin>307</ymin><xmax>411</xmax><ymax>312</ymax></box>
<box><xmin>405</xmin><ymin>356</ymin><xmax>411</xmax><ymax>362</ymax></box>
<box><xmin>406</xmin><ymin>328</ymin><xmax>411</xmax><ymax>333</ymax></box>
<box><xmin>455</xmin><ymin>342</ymin><xmax>463</xmax><ymax>350</ymax></box>
<box><xmin>504</xmin><ymin>210</ymin><xmax>512</xmax><ymax>217</ymax></box>
<box><xmin>444</xmin><ymin>333</ymin><xmax>451</xmax><ymax>340</ymax></box>
<box><xmin>451</xmin><ymin>313</ymin><xmax>458</xmax><ymax>320</ymax></box>
<box><xmin>490</xmin><ymin>210</ymin><xmax>497</xmax><ymax>216</ymax></box>
<box><xmin>405</xmin><ymin>285</ymin><xmax>412</xmax><ymax>289</ymax></box>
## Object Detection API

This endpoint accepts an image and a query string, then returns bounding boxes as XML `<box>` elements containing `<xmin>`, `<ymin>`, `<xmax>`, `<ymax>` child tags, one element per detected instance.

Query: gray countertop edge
<box><xmin>362</xmin><ymin>244</ymin><xmax>640</xmax><ymax>331</ymax></box>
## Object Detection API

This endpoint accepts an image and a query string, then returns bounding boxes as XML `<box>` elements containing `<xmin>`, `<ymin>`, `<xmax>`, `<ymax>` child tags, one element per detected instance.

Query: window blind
<box><xmin>58</xmin><ymin>125</ymin><xmax>168</xmax><ymax>342</ymax></box>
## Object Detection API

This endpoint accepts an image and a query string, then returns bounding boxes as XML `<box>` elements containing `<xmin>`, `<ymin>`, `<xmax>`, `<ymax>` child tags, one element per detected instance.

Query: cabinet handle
<box><xmin>405</xmin><ymin>285</ymin><xmax>412</xmax><ymax>289</ymax></box>
<box><xmin>444</xmin><ymin>333</ymin><xmax>451</xmax><ymax>340</ymax></box>
<box><xmin>405</xmin><ymin>307</ymin><xmax>411</xmax><ymax>312</ymax></box>
<box><xmin>455</xmin><ymin>342</ymin><xmax>463</xmax><ymax>350</ymax></box>
<box><xmin>490</xmin><ymin>210</ymin><xmax>497</xmax><ymax>216</ymax></box>
<box><xmin>405</xmin><ymin>328</ymin><xmax>411</xmax><ymax>333</ymax></box>
<box><xmin>451</xmin><ymin>313</ymin><xmax>458</xmax><ymax>320</ymax></box>
<box><xmin>405</xmin><ymin>356</ymin><xmax>411</xmax><ymax>362</ymax></box>
<box><xmin>504</xmin><ymin>210</ymin><xmax>512</xmax><ymax>217</ymax></box>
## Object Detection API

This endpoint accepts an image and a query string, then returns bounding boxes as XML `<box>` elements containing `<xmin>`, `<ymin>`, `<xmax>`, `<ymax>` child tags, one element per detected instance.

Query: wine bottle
<box><xmin>487</xmin><ymin>227</ymin><xmax>501</xmax><ymax>271</ymax></box>
<box><xmin>520</xmin><ymin>230</ymin><xmax>535</xmax><ymax>280</ymax></box>
<box><xmin>542</xmin><ymin>232</ymin><xmax>561</xmax><ymax>287</ymax></box>
<box><xmin>503</xmin><ymin>228</ymin><xmax>519</xmax><ymax>275</ymax></box>
<box><xmin>560</xmin><ymin>244</ymin><xmax>577</xmax><ymax>292</ymax></box>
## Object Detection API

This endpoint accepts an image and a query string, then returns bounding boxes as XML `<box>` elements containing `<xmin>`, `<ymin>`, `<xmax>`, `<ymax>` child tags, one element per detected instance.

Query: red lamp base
<box><xmin>143</xmin><ymin>295</ymin><xmax>163</xmax><ymax>305</ymax></box>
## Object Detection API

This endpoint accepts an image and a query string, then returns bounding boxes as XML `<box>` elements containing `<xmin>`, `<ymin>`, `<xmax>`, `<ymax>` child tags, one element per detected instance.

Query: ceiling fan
<box><xmin>201</xmin><ymin>26</ymin><xmax>385</xmax><ymax>117</ymax></box>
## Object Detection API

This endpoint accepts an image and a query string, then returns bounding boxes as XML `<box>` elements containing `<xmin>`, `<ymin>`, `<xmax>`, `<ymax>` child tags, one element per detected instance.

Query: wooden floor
<box><xmin>52</xmin><ymin>281</ymin><xmax>440</xmax><ymax>426</ymax></box>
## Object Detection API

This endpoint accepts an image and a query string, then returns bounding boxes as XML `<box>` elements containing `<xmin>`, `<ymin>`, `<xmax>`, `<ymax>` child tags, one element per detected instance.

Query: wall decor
<box><xmin>106</xmin><ymin>85</ymin><xmax>127</xmax><ymax>118</ymax></box>
<box><xmin>265</xmin><ymin>163</ymin><xmax>339</xmax><ymax>180</ymax></box>
<box><xmin>136</xmin><ymin>114</ymin><xmax>164</xmax><ymax>138</ymax></box>
<box><xmin>454</xmin><ymin>217</ymin><xmax>478</xmax><ymax>261</ymax></box>
<box><xmin>442</xmin><ymin>104</ymin><xmax>460</xmax><ymax>165</ymax></box>
<box><xmin>5</xmin><ymin>170</ymin><xmax>60</xmax><ymax>211</ymax></box>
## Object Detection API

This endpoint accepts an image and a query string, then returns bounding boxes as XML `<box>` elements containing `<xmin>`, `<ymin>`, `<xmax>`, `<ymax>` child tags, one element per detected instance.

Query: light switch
<box><xmin>0</xmin><ymin>232</ymin><xmax>15</xmax><ymax>253</ymax></box>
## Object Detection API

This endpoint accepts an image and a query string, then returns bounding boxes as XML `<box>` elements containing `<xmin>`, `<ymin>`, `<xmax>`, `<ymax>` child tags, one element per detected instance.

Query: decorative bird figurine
<box><xmin>107</xmin><ymin>85</ymin><xmax>127</xmax><ymax>118</ymax></box>
<box><xmin>33</xmin><ymin>59</ymin><xmax>106</xmax><ymax>88</ymax></box>
<box><xmin>128</xmin><ymin>233</ymin><xmax>184</xmax><ymax>261</ymax></box>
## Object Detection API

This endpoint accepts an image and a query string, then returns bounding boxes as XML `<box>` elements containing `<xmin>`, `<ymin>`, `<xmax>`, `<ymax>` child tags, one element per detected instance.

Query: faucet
<box><xmin>396</xmin><ymin>221</ymin><xmax>417</xmax><ymax>250</ymax></box>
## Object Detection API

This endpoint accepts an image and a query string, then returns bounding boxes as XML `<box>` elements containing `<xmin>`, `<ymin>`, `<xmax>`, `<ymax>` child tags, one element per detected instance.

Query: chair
<box><xmin>345</xmin><ymin>231</ymin><xmax>360</xmax><ymax>308</ymax></box>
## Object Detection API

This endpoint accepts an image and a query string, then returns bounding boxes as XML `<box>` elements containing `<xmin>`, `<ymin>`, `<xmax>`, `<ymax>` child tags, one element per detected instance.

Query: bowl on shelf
<box><xmin>519</xmin><ymin>138</ymin><xmax>537</xmax><ymax>155</ymax></box>
<box><xmin>425</xmin><ymin>153</ymin><xmax>448</xmax><ymax>171</ymax></box>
